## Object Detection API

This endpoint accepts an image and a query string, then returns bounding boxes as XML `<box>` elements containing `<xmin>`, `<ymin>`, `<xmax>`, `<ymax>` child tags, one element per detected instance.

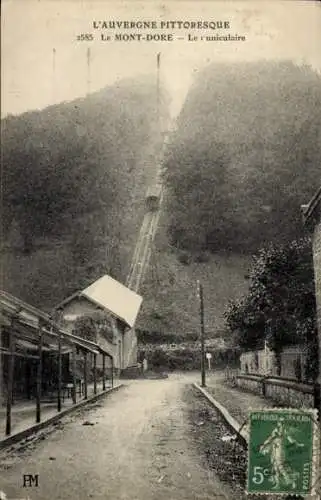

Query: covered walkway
<box><xmin>0</xmin><ymin>380</ymin><xmax>118</xmax><ymax>440</ymax></box>
<box><xmin>0</xmin><ymin>291</ymin><xmax>114</xmax><ymax>437</ymax></box>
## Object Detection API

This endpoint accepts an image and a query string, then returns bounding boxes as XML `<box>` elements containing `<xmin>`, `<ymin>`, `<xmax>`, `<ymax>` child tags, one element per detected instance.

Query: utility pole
<box><xmin>197</xmin><ymin>280</ymin><xmax>206</xmax><ymax>387</ymax></box>
<box><xmin>52</xmin><ymin>48</ymin><xmax>56</xmax><ymax>105</ymax></box>
<box><xmin>86</xmin><ymin>47</ymin><xmax>91</xmax><ymax>96</ymax></box>
<box><xmin>156</xmin><ymin>52</ymin><xmax>161</xmax><ymax>141</ymax></box>
<box><xmin>157</xmin><ymin>53</ymin><xmax>160</xmax><ymax>118</ymax></box>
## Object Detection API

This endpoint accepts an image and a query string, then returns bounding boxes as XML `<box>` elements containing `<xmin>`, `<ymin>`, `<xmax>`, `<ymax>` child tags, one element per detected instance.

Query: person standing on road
<box><xmin>143</xmin><ymin>357</ymin><xmax>148</xmax><ymax>373</ymax></box>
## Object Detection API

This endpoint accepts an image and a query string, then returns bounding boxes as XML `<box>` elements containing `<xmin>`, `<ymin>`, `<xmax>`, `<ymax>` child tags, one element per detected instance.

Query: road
<box><xmin>0</xmin><ymin>374</ymin><xmax>235</xmax><ymax>500</ymax></box>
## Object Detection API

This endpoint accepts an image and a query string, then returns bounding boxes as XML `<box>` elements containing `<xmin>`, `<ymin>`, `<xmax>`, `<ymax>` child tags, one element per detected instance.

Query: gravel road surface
<box><xmin>0</xmin><ymin>374</ymin><xmax>236</xmax><ymax>500</ymax></box>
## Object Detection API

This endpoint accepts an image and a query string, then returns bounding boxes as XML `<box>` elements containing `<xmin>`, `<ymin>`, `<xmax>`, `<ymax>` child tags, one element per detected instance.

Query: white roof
<box><xmin>81</xmin><ymin>275</ymin><xmax>143</xmax><ymax>329</ymax></box>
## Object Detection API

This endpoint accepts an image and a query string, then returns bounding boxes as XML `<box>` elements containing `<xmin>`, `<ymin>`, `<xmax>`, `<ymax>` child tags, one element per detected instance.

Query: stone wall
<box><xmin>264</xmin><ymin>379</ymin><xmax>314</xmax><ymax>408</ymax></box>
<box><xmin>234</xmin><ymin>374</ymin><xmax>314</xmax><ymax>409</ymax></box>
<box><xmin>235</xmin><ymin>374</ymin><xmax>264</xmax><ymax>396</ymax></box>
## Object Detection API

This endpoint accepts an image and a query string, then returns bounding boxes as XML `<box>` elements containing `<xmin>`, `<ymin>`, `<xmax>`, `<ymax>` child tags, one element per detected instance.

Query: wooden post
<box><xmin>72</xmin><ymin>345</ymin><xmax>77</xmax><ymax>404</ymax></box>
<box><xmin>84</xmin><ymin>350</ymin><xmax>88</xmax><ymax>399</ymax></box>
<box><xmin>102</xmin><ymin>354</ymin><xmax>106</xmax><ymax>391</ymax></box>
<box><xmin>57</xmin><ymin>331</ymin><xmax>62</xmax><ymax>412</ymax></box>
<box><xmin>111</xmin><ymin>356</ymin><xmax>114</xmax><ymax>388</ymax></box>
<box><xmin>36</xmin><ymin>323</ymin><xmax>44</xmax><ymax>423</ymax></box>
<box><xmin>156</xmin><ymin>53</ymin><xmax>160</xmax><ymax>137</ymax></box>
<box><xmin>118</xmin><ymin>339</ymin><xmax>122</xmax><ymax>371</ymax></box>
<box><xmin>93</xmin><ymin>353</ymin><xmax>97</xmax><ymax>394</ymax></box>
<box><xmin>6</xmin><ymin>326</ymin><xmax>16</xmax><ymax>436</ymax></box>
<box><xmin>0</xmin><ymin>340</ymin><xmax>3</xmax><ymax>409</ymax></box>
<box><xmin>197</xmin><ymin>281</ymin><xmax>206</xmax><ymax>388</ymax></box>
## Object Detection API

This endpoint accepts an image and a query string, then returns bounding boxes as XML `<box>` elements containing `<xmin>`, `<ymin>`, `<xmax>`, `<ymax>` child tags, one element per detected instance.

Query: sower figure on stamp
<box><xmin>259</xmin><ymin>420</ymin><xmax>304</xmax><ymax>490</ymax></box>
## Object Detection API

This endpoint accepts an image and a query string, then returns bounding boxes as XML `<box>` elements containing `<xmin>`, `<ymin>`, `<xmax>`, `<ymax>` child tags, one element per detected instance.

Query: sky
<box><xmin>2</xmin><ymin>0</ymin><xmax>321</xmax><ymax>118</ymax></box>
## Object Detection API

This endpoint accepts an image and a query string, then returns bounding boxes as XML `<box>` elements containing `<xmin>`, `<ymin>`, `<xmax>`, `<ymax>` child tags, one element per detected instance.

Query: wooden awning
<box><xmin>0</xmin><ymin>290</ymin><xmax>112</xmax><ymax>358</ymax></box>
<box><xmin>1</xmin><ymin>290</ymin><xmax>115</xmax><ymax>438</ymax></box>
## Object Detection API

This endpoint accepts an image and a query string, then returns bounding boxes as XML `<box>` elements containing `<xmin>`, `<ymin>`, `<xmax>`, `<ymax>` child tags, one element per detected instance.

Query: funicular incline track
<box><xmin>126</xmin><ymin>212</ymin><xmax>154</xmax><ymax>292</ymax></box>
<box><xmin>124</xmin><ymin>125</ymin><xmax>174</xmax><ymax>368</ymax></box>
<box><xmin>126</xmin><ymin>189</ymin><xmax>163</xmax><ymax>294</ymax></box>
<box><xmin>126</xmin><ymin>130</ymin><xmax>170</xmax><ymax>293</ymax></box>
<box><xmin>123</xmin><ymin>186</ymin><xmax>163</xmax><ymax>369</ymax></box>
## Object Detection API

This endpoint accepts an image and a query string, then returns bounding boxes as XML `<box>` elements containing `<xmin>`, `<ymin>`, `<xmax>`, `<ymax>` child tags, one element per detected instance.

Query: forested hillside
<box><xmin>1</xmin><ymin>77</ymin><xmax>170</xmax><ymax>310</ymax></box>
<box><xmin>138</xmin><ymin>61</ymin><xmax>321</xmax><ymax>337</ymax></box>
<box><xmin>164</xmin><ymin>61</ymin><xmax>321</xmax><ymax>254</ymax></box>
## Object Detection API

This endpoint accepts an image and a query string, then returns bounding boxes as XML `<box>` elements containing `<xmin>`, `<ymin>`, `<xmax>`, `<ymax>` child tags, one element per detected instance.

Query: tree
<box><xmin>165</xmin><ymin>139</ymin><xmax>232</xmax><ymax>252</ymax></box>
<box><xmin>73</xmin><ymin>316</ymin><xmax>98</xmax><ymax>342</ymax></box>
<box><xmin>224</xmin><ymin>237</ymin><xmax>318</xmax><ymax>377</ymax></box>
<box><xmin>73</xmin><ymin>312</ymin><xmax>114</xmax><ymax>343</ymax></box>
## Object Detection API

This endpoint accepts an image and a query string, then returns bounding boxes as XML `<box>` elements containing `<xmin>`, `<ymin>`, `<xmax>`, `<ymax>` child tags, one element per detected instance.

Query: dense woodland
<box><xmin>164</xmin><ymin>61</ymin><xmax>321</xmax><ymax>254</ymax></box>
<box><xmin>2</xmin><ymin>78</ymin><xmax>169</xmax><ymax>308</ymax></box>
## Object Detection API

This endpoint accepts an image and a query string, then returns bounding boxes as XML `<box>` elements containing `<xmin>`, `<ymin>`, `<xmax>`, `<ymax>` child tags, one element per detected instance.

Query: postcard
<box><xmin>1</xmin><ymin>1</ymin><xmax>321</xmax><ymax>499</ymax></box>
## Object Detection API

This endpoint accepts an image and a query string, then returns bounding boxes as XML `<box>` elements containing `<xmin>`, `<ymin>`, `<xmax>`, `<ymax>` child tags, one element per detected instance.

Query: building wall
<box><xmin>240</xmin><ymin>348</ymin><xmax>276</xmax><ymax>376</ymax></box>
<box><xmin>62</xmin><ymin>297</ymin><xmax>107</xmax><ymax>323</ymax></box>
<box><xmin>240</xmin><ymin>346</ymin><xmax>308</xmax><ymax>381</ymax></box>
<box><xmin>123</xmin><ymin>328</ymin><xmax>138</xmax><ymax>368</ymax></box>
<box><xmin>60</xmin><ymin>297</ymin><xmax>138</xmax><ymax>370</ymax></box>
<box><xmin>240</xmin><ymin>351</ymin><xmax>256</xmax><ymax>374</ymax></box>
<box><xmin>61</xmin><ymin>298</ymin><xmax>122</xmax><ymax>368</ymax></box>
<box><xmin>313</xmin><ymin>219</ymin><xmax>321</xmax><ymax>336</ymax></box>
<box><xmin>94</xmin><ymin>353</ymin><xmax>112</xmax><ymax>370</ymax></box>
<box><xmin>279</xmin><ymin>345</ymin><xmax>308</xmax><ymax>381</ymax></box>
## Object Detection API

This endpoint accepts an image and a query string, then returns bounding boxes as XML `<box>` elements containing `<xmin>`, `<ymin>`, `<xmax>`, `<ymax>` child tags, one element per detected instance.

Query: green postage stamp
<box><xmin>247</xmin><ymin>408</ymin><xmax>319</xmax><ymax>496</ymax></box>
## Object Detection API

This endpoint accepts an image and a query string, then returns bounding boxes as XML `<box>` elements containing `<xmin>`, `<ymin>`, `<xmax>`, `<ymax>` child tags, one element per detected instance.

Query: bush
<box><xmin>194</xmin><ymin>251</ymin><xmax>211</xmax><ymax>263</ymax></box>
<box><xmin>178</xmin><ymin>251</ymin><xmax>192</xmax><ymax>265</ymax></box>
<box><xmin>148</xmin><ymin>349</ymin><xmax>170</xmax><ymax>370</ymax></box>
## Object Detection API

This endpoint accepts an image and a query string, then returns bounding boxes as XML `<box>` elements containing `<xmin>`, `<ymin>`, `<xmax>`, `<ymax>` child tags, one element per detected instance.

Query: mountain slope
<box><xmin>137</xmin><ymin>60</ymin><xmax>320</xmax><ymax>339</ymax></box>
<box><xmin>1</xmin><ymin>77</ymin><xmax>170</xmax><ymax>310</ymax></box>
<box><xmin>165</xmin><ymin>60</ymin><xmax>321</xmax><ymax>254</ymax></box>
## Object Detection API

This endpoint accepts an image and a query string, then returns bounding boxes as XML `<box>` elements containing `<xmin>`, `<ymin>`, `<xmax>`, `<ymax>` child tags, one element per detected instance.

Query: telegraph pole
<box><xmin>52</xmin><ymin>48</ymin><xmax>56</xmax><ymax>104</ymax></box>
<box><xmin>197</xmin><ymin>280</ymin><xmax>206</xmax><ymax>387</ymax></box>
<box><xmin>157</xmin><ymin>53</ymin><xmax>160</xmax><ymax>120</ymax></box>
<box><xmin>86</xmin><ymin>47</ymin><xmax>91</xmax><ymax>96</ymax></box>
<box><xmin>156</xmin><ymin>52</ymin><xmax>161</xmax><ymax>141</ymax></box>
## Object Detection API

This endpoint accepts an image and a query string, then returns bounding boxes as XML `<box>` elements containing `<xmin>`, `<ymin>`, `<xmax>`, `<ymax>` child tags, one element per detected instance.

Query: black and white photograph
<box><xmin>1</xmin><ymin>1</ymin><xmax>321</xmax><ymax>498</ymax></box>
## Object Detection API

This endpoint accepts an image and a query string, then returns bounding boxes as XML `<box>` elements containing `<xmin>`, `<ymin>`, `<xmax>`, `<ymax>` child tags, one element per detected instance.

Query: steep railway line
<box><xmin>123</xmin><ymin>187</ymin><xmax>163</xmax><ymax>369</ymax></box>
<box><xmin>123</xmin><ymin>131</ymin><xmax>169</xmax><ymax>369</ymax></box>
<box><xmin>126</xmin><ymin>189</ymin><xmax>164</xmax><ymax>292</ymax></box>
<box><xmin>126</xmin><ymin>211</ymin><xmax>154</xmax><ymax>292</ymax></box>
<box><xmin>126</xmin><ymin>133</ymin><xmax>169</xmax><ymax>294</ymax></box>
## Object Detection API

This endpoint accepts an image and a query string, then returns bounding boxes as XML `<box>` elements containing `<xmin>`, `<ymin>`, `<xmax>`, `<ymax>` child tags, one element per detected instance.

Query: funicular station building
<box><xmin>55</xmin><ymin>275</ymin><xmax>143</xmax><ymax>375</ymax></box>
<box><xmin>1</xmin><ymin>274</ymin><xmax>143</xmax><ymax>437</ymax></box>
